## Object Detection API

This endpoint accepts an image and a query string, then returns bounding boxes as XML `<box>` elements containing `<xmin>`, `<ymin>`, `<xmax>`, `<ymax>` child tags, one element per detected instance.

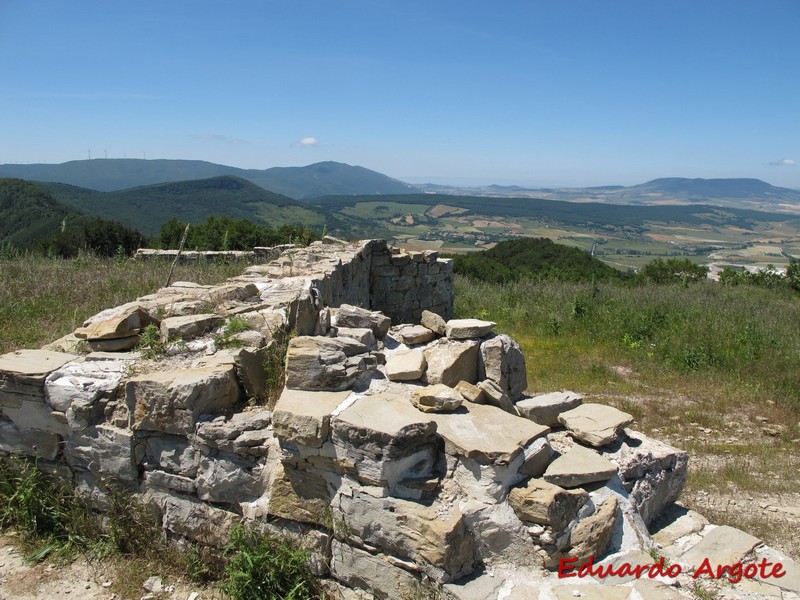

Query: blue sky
<box><xmin>1</xmin><ymin>0</ymin><xmax>798</xmax><ymax>187</ymax></box>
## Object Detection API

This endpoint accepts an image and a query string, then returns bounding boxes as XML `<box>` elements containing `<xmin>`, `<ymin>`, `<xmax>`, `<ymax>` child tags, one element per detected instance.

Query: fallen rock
<box><xmin>335</xmin><ymin>304</ymin><xmax>391</xmax><ymax>338</ymax></box>
<box><xmin>160</xmin><ymin>313</ymin><xmax>223</xmax><ymax>341</ymax></box>
<box><xmin>385</xmin><ymin>348</ymin><xmax>427</xmax><ymax>381</ymax></box>
<box><xmin>516</xmin><ymin>391</ymin><xmax>582</xmax><ymax>427</ymax></box>
<box><xmin>445</xmin><ymin>318</ymin><xmax>496</xmax><ymax>339</ymax></box>
<box><xmin>479</xmin><ymin>334</ymin><xmax>527</xmax><ymax>399</ymax></box>
<box><xmin>508</xmin><ymin>478</ymin><xmax>589</xmax><ymax>530</ymax></box>
<box><xmin>411</xmin><ymin>383</ymin><xmax>463</xmax><ymax>413</ymax></box>
<box><xmin>284</xmin><ymin>336</ymin><xmax>369</xmax><ymax>390</ymax></box>
<box><xmin>455</xmin><ymin>380</ymin><xmax>485</xmax><ymax>404</ymax></box>
<box><xmin>421</xmin><ymin>309</ymin><xmax>446</xmax><ymax>336</ymax></box>
<box><xmin>336</xmin><ymin>327</ymin><xmax>376</xmax><ymax>347</ymax></box>
<box><xmin>681</xmin><ymin>525</ymin><xmax>761</xmax><ymax>570</ymax></box>
<box><xmin>422</xmin><ymin>338</ymin><xmax>479</xmax><ymax>387</ymax></box>
<box><xmin>477</xmin><ymin>379</ymin><xmax>518</xmax><ymax>415</ymax></box>
<box><xmin>558</xmin><ymin>403</ymin><xmax>634</xmax><ymax>447</ymax></box>
<box><xmin>392</xmin><ymin>324</ymin><xmax>435</xmax><ymax>345</ymax></box>
<box><xmin>74</xmin><ymin>305</ymin><xmax>157</xmax><ymax>341</ymax></box>
<box><xmin>0</xmin><ymin>349</ymin><xmax>78</xmax><ymax>399</ymax></box>
<box><xmin>564</xmin><ymin>495</ymin><xmax>619</xmax><ymax>564</ymax></box>
<box><xmin>544</xmin><ymin>444</ymin><xmax>618</xmax><ymax>488</ymax></box>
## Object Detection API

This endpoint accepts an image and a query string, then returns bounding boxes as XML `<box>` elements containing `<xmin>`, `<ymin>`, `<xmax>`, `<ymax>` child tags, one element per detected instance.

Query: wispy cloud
<box><xmin>769</xmin><ymin>158</ymin><xmax>795</xmax><ymax>167</ymax></box>
<box><xmin>295</xmin><ymin>136</ymin><xmax>320</xmax><ymax>147</ymax></box>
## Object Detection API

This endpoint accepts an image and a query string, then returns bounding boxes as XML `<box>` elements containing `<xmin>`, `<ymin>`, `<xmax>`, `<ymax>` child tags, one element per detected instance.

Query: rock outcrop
<box><xmin>1</xmin><ymin>238</ymin><xmax>780</xmax><ymax>599</ymax></box>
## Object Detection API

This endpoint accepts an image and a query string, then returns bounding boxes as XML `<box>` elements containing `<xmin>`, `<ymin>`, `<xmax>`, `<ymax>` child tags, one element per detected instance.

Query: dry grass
<box><xmin>0</xmin><ymin>253</ymin><xmax>246</xmax><ymax>354</ymax></box>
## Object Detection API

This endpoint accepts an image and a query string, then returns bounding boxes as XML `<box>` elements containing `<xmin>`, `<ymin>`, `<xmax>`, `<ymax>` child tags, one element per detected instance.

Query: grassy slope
<box><xmin>455</xmin><ymin>274</ymin><xmax>800</xmax><ymax>556</ymax></box>
<box><xmin>0</xmin><ymin>179</ymin><xmax>81</xmax><ymax>247</ymax></box>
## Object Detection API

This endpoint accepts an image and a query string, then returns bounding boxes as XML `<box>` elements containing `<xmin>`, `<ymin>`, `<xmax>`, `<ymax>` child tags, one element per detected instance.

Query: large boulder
<box><xmin>422</xmin><ymin>339</ymin><xmax>479</xmax><ymax>387</ymax></box>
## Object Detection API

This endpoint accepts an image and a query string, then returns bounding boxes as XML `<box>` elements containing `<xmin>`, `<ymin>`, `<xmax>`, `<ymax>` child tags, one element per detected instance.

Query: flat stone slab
<box><xmin>681</xmin><ymin>525</ymin><xmax>761</xmax><ymax>572</ymax></box>
<box><xmin>411</xmin><ymin>383</ymin><xmax>463</xmax><ymax>413</ymax></box>
<box><xmin>74</xmin><ymin>305</ymin><xmax>155</xmax><ymax>340</ymax></box>
<box><xmin>755</xmin><ymin>547</ymin><xmax>800</xmax><ymax>593</ymax></box>
<box><xmin>385</xmin><ymin>348</ymin><xmax>426</xmax><ymax>381</ymax></box>
<box><xmin>558</xmin><ymin>403</ymin><xmax>634</xmax><ymax>447</ymax></box>
<box><xmin>0</xmin><ymin>349</ymin><xmax>78</xmax><ymax>379</ymax></box>
<box><xmin>544</xmin><ymin>444</ymin><xmax>618</xmax><ymax>488</ymax></box>
<box><xmin>392</xmin><ymin>324</ymin><xmax>435</xmax><ymax>345</ymax></box>
<box><xmin>631</xmin><ymin>579</ymin><xmax>684</xmax><ymax>600</ymax></box>
<box><xmin>516</xmin><ymin>391</ymin><xmax>582</xmax><ymax>427</ymax></box>
<box><xmin>651</xmin><ymin>505</ymin><xmax>709</xmax><ymax>548</ymax></box>
<box><xmin>429</xmin><ymin>402</ymin><xmax>549</xmax><ymax>465</ymax></box>
<box><xmin>446</xmin><ymin>318</ymin><xmax>496</xmax><ymax>339</ymax></box>
<box><xmin>273</xmin><ymin>388</ymin><xmax>352</xmax><ymax>448</ymax></box>
<box><xmin>160</xmin><ymin>313</ymin><xmax>223</xmax><ymax>341</ymax></box>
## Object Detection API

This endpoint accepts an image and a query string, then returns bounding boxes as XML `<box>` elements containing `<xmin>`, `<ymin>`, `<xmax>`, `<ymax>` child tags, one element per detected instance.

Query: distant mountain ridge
<box><xmin>0</xmin><ymin>159</ymin><xmax>417</xmax><ymax>199</ymax></box>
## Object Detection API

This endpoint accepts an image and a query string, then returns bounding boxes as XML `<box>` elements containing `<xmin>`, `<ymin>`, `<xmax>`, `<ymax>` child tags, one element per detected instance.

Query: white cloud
<box><xmin>769</xmin><ymin>158</ymin><xmax>795</xmax><ymax>166</ymax></box>
<box><xmin>296</xmin><ymin>136</ymin><xmax>320</xmax><ymax>147</ymax></box>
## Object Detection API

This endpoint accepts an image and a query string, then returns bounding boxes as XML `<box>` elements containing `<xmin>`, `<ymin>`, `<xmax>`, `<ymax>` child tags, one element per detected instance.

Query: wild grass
<box><xmin>0</xmin><ymin>252</ymin><xmax>246</xmax><ymax>354</ymax></box>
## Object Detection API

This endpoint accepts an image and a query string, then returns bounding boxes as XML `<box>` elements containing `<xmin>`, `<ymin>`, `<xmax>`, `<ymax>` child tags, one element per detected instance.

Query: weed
<box><xmin>137</xmin><ymin>323</ymin><xmax>168</xmax><ymax>359</ymax></box>
<box><xmin>213</xmin><ymin>315</ymin><xmax>251</xmax><ymax>349</ymax></box>
<box><xmin>263</xmin><ymin>332</ymin><xmax>291</xmax><ymax>407</ymax></box>
<box><xmin>222</xmin><ymin>525</ymin><xmax>319</xmax><ymax>600</ymax></box>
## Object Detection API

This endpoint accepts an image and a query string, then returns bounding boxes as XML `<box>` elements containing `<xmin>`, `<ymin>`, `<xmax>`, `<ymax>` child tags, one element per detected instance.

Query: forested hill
<box><xmin>451</xmin><ymin>237</ymin><xmax>628</xmax><ymax>283</ymax></box>
<box><xmin>40</xmin><ymin>176</ymin><xmax>331</xmax><ymax>235</ymax></box>
<box><xmin>0</xmin><ymin>179</ymin><xmax>79</xmax><ymax>248</ymax></box>
<box><xmin>0</xmin><ymin>178</ymin><xmax>145</xmax><ymax>256</ymax></box>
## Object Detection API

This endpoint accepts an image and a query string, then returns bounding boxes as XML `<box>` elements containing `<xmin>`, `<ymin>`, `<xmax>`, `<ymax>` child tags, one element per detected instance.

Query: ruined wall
<box><xmin>1</xmin><ymin>239</ymin><xmax>792</xmax><ymax>600</ymax></box>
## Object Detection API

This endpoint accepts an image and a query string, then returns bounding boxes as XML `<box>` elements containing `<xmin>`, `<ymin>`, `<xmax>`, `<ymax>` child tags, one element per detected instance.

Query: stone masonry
<box><xmin>1</xmin><ymin>238</ymin><xmax>798</xmax><ymax>599</ymax></box>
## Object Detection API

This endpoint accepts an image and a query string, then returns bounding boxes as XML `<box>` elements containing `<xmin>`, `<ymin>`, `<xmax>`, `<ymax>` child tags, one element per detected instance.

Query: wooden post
<box><xmin>164</xmin><ymin>224</ymin><xmax>190</xmax><ymax>288</ymax></box>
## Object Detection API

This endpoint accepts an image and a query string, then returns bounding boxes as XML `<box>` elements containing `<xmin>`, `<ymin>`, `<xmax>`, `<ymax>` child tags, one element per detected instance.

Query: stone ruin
<box><xmin>1</xmin><ymin>238</ymin><xmax>798</xmax><ymax>599</ymax></box>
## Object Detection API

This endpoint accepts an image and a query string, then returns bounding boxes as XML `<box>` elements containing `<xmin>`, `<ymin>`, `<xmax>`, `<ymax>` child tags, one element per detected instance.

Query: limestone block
<box><xmin>331</xmin><ymin>393</ymin><xmax>439</xmax><ymax>489</ymax></box>
<box><xmin>336</xmin><ymin>488</ymin><xmax>475</xmax><ymax>581</ymax></box>
<box><xmin>650</xmin><ymin>505</ymin><xmax>708</xmax><ymax>548</ymax></box>
<box><xmin>420</xmin><ymin>310</ymin><xmax>447</xmax><ymax>335</ymax></box>
<box><xmin>273</xmin><ymin>388</ymin><xmax>352</xmax><ymax>448</ymax></box>
<box><xmin>2</xmin><ymin>397</ymin><xmax>68</xmax><ymax>435</ymax></box>
<box><xmin>285</xmin><ymin>336</ymin><xmax>369</xmax><ymax>391</ymax></box>
<box><xmin>194</xmin><ymin>410</ymin><xmax>272</xmax><ymax>451</ymax></box>
<box><xmin>194</xmin><ymin>345</ymin><xmax>272</xmax><ymax>402</ymax></box>
<box><xmin>508</xmin><ymin>479</ymin><xmax>589</xmax><ymax>530</ymax></box>
<box><xmin>461</xmin><ymin>501</ymin><xmax>542</xmax><ymax>569</ymax></box>
<box><xmin>603</xmin><ymin>429</ymin><xmax>688</xmax><ymax>525</ymax></box>
<box><xmin>429</xmin><ymin>402</ymin><xmax>549</xmax><ymax>465</ymax></box>
<box><xmin>267</xmin><ymin>462</ymin><xmax>333</xmax><ymax>526</ymax></box>
<box><xmin>0</xmin><ymin>418</ymin><xmax>60</xmax><ymax>460</ymax></box>
<box><xmin>455</xmin><ymin>380</ymin><xmax>485</xmax><ymax>404</ymax></box>
<box><xmin>516</xmin><ymin>391</ymin><xmax>582</xmax><ymax>427</ymax></box>
<box><xmin>422</xmin><ymin>339</ymin><xmax>479</xmax><ymax>387</ymax></box>
<box><xmin>196</xmin><ymin>453</ymin><xmax>261</xmax><ymax>503</ymax></box>
<box><xmin>335</xmin><ymin>304</ymin><xmax>391</xmax><ymax>338</ymax></box>
<box><xmin>411</xmin><ymin>383</ymin><xmax>463</xmax><ymax>413</ymax></box>
<box><xmin>544</xmin><ymin>444</ymin><xmax>618</xmax><ymax>488</ymax></box>
<box><xmin>478</xmin><ymin>334</ymin><xmax>527</xmax><ymax>399</ymax></box>
<box><xmin>126</xmin><ymin>366</ymin><xmax>241</xmax><ymax>435</ymax></box>
<box><xmin>392</xmin><ymin>324</ymin><xmax>435</xmax><ymax>345</ymax></box>
<box><xmin>160</xmin><ymin>313</ymin><xmax>223</xmax><ymax>341</ymax></box>
<box><xmin>45</xmin><ymin>358</ymin><xmax>128</xmax><ymax>417</ymax></box>
<box><xmin>202</xmin><ymin>282</ymin><xmax>259</xmax><ymax>305</ymax></box>
<box><xmin>239</xmin><ymin>309</ymin><xmax>287</xmax><ymax>342</ymax></box>
<box><xmin>158</xmin><ymin>491</ymin><xmax>237</xmax><ymax>544</ymax></box>
<box><xmin>385</xmin><ymin>348</ymin><xmax>427</xmax><ymax>381</ymax></box>
<box><xmin>143</xmin><ymin>469</ymin><xmax>195</xmax><ymax>494</ymax></box>
<box><xmin>519</xmin><ymin>437</ymin><xmax>552</xmax><ymax>477</ymax></box>
<box><xmin>336</xmin><ymin>327</ymin><xmax>376</xmax><ymax>347</ymax></box>
<box><xmin>74</xmin><ymin>305</ymin><xmax>157</xmax><ymax>341</ymax></box>
<box><xmin>445</xmin><ymin>318</ymin><xmax>496</xmax><ymax>339</ymax></box>
<box><xmin>65</xmin><ymin>424</ymin><xmax>138</xmax><ymax>481</ymax></box>
<box><xmin>564</xmin><ymin>495</ymin><xmax>619</xmax><ymax>564</ymax></box>
<box><xmin>0</xmin><ymin>349</ymin><xmax>78</xmax><ymax>399</ymax></box>
<box><xmin>558</xmin><ymin>403</ymin><xmax>634</xmax><ymax>447</ymax></box>
<box><xmin>477</xmin><ymin>379</ymin><xmax>518</xmax><ymax>415</ymax></box>
<box><xmin>145</xmin><ymin>435</ymin><xmax>199</xmax><ymax>477</ymax></box>
<box><xmin>330</xmin><ymin>540</ymin><xmax>421</xmax><ymax>600</ymax></box>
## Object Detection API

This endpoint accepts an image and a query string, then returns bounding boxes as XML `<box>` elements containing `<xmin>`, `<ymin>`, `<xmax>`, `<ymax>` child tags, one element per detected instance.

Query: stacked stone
<box><xmin>369</xmin><ymin>245</ymin><xmax>454</xmax><ymax>324</ymax></box>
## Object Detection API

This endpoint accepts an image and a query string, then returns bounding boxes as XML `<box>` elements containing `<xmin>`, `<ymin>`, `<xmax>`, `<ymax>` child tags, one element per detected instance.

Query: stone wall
<box><xmin>1</xmin><ymin>239</ymin><xmax>796</xmax><ymax>599</ymax></box>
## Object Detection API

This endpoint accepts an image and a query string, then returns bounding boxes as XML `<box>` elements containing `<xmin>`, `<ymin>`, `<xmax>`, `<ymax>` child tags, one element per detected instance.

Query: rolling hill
<box><xmin>0</xmin><ymin>159</ymin><xmax>417</xmax><ymax>198</ymax></box>
<box><xmin>0</xmin><ymin>179</ymin><xmax>80</xmax><ymax>248</ymax></box>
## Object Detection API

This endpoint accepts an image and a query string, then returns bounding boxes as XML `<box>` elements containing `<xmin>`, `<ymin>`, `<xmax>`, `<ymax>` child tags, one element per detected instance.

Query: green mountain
<box><xmin>0</xmin><ymin>159</ymin><xmax>417</xmax><ymax>198</ymax></box>
<box><xmin>38</xmin><ymin>176</ymin><xmax>327</xmax><ymax>235</ymax></box>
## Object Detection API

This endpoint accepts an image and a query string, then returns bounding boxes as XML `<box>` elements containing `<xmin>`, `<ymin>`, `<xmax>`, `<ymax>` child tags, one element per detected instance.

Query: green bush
<box><xmin>222</xmin><ymin>525</ymin><xmax>319</xmax><ymax>600</ymax></box>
